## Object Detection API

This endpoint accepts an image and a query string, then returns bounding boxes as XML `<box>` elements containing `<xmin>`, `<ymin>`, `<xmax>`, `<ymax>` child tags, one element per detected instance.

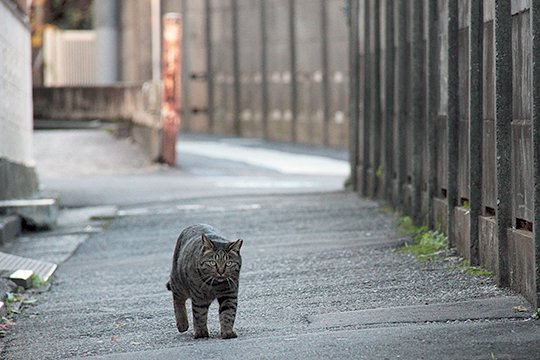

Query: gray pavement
<box><xmin>1</xmin><ymin>129</ymin><xmax>540</xmax><ymax>359</ymax></box>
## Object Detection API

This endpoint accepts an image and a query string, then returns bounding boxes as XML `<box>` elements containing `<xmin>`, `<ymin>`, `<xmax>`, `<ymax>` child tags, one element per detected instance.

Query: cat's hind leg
<box><xmin>167</xmin><ymin>281</ymin><xmax>189</xmax><ymax>333</ymax></box>
<box><xmin>173</xmin><ymin>294</ymin><xmax>189</xmax><ymax>333</ymax></box>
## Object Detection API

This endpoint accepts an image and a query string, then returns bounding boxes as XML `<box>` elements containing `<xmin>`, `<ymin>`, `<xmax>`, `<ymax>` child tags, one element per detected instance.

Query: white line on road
<box><xmin>177</xmin><ymin>141</ymin><xmax>349</xmax><ymax>176</ymax></box>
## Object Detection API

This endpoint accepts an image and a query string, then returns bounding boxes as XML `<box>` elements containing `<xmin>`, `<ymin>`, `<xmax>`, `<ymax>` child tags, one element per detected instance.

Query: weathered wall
<box><xmin>348</xmin><ymin>0</ymin><xmax>540</xmax><ymax>306</ymax></box>
<box><xmin>181</xmin><ymin>0</ymin><xmax>349</xmax><ymax>148</ymax></box>
<box><xmin>0</xmin><ymin>0</ymin><xmax>39</xmax><ymax>200</ymax></box>
<box><xmin>33</xmin><ymin>84</ymin><xmax>162</xmax><ymax>160</ymax></box>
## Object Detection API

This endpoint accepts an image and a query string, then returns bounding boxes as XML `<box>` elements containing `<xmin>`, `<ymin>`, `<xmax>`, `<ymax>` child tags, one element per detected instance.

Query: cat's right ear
<box><xmin>201</xmin><ymin>234</ymin><xmax>215</xmax><ymax>252</ymax></box>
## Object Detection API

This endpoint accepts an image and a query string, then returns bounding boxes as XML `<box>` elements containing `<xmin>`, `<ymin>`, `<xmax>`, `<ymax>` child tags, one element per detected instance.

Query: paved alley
<box><xmin>1</xmin><ymin>130</ymin><xmax>540</xmax><ymax>359</ymax></box>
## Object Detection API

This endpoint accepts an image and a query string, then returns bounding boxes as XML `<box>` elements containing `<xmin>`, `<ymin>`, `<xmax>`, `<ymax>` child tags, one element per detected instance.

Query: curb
<box><xmin>0</xmin><ymin>216</ymin><xmax>22</xmax><ymax>246</ymax></box>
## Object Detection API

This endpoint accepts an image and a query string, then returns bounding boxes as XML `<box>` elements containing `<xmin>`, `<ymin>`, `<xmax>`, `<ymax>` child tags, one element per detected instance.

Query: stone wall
<box><xmin>33</xmin><ymin>83</ymin><xmax>162</xmax><ymax>160</ymax></box>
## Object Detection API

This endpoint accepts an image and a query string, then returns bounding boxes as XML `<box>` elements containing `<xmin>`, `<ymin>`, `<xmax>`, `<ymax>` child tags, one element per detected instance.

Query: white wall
<box><xmin>0</xmin><ymin>1</ymin><xmax>34</xmax><ymax>166</ymax></box>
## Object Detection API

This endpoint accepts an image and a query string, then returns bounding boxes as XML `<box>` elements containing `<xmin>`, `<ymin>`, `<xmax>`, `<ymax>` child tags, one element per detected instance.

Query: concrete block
<box><xmin>507</xmin><ymin>229</ymin><xmax>536</xmax><ymax>306</ymax></box>
<box><xmin>0</xmin><ymin>215</ymin><xmax>21</xmax><ymax>245</ymax></box>
<box><xmin>9</xmin><ymin>269</ymin><xmax>34</xmax><ymax>289</ymax></box>
<box><xmin>479</xmin><ymin>216</ymin><xmax>498</xmax><ymax>276</ymax></box>
<box><xmin>432</xmin><ymin>197</ymin><xmax>448</xmax><ymax>234</ymax></box>
<box><xmin>454</xmin><ymin>207</ymin><xmax>471</xmax><ymax>260</ymax></box>
<box><xmin>0</xmin><ymin>198</ymin><xmax>59</xmax><ymax>229</ymax></box>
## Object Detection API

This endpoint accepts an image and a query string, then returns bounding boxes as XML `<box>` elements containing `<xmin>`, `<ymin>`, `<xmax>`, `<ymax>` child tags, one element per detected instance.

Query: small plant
<box><xmin>463</xmin><ymin>266</ymin><xmax>492</xmax><ymax>277</ymax></box>
<box><xmin>31</xmin><ymin>274</ymin><xmax>48</xmax><ymax>289</ymax></box>
<box><xmin>397</xmin><ymin>216</ymin><xmax>427</xmax><ymax>240</ymax></box>
<box><xmin>376</xmin><ymin>165</ymin><xmax>384</xmax><ymax>179</ymax></box>
<box><xmin>458</xmin><ymin>259</ymin><xmax>492</xmax><ymax>277</ymax></box>
<box><xmin>533</xmin><ymin>308</ymin><xmax>540</xmax><ymax>320</ymax></box>
<box><xmin>397</xmin><ymin>216</ymin><xmax>447</xmax><ymax>260</ymax></box>
<box><xmin>400</xmin><ymin>230</ymin><xmax>447</xmax><ymax>257</ymax></box>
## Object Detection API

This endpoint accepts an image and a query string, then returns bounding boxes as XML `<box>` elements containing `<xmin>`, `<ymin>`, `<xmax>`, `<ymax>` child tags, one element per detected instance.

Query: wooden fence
<box><xmin>348</xmin><ymin>0</ymin><xmax>540</xmax><ymax>306</ymax></box>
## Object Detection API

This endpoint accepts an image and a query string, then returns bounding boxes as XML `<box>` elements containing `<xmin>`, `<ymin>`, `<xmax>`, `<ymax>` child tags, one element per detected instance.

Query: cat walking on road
<box><xmin>167</xmin><ymin>224</ymin><xmax>243</xmax><ymax>339</ymax></box>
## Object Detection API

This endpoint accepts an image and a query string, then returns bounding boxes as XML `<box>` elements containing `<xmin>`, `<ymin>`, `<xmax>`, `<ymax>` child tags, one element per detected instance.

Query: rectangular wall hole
<box><xmin>460</xmin><ymin>197</ymin><xmax>469</xmax><ymax>208</ymax></box>
<box><xmin>516</xmin><ymin>218</ymin><xmax>533</xmax><ymax>232</ymax></box>
<box><xmin>441</xmin><ymin>188</ymin><xmax>447</xmax><ymax>198</ymax></box>
<box><xmin>485</xmin><ymin>207</ymin><xmax>496</xmax><ymax>216</ymax></box>
<box><xmin>407</xmin><ymin>175</ymin><xmax>412</xmax><ymax>184</ymax></box>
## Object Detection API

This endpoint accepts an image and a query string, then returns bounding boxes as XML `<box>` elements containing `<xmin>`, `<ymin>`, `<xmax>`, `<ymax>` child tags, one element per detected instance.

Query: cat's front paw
<box><xmin>221</xmin><ymin>331</ymin><xmax>237</xmax><ymax>339</ymax></box>
<box><xmin>194</xmin><ymin>330</ymin><xmax>209</xmax><ymax>339</ymax></box>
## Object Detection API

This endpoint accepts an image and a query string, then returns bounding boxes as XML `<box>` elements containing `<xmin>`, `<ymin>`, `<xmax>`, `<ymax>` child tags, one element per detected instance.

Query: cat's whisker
<box><xmin>227</xmin><ymin>277</ymin><xmax>238</xmax><ymax>289</ymax></box>
<box><xmin>202</xmin><ymin>276</ymin><xmax>213</xmax><ymax>287</ymax></box>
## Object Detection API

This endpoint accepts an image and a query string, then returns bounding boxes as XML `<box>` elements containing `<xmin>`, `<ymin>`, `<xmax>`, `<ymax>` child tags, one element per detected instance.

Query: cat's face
<box><xmin>199</xmin><ymin>234</ymin><xmax>242</xmax><ymax>284</ymax></box>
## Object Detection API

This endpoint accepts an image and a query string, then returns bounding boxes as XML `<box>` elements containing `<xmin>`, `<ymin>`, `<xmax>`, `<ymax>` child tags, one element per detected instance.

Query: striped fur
<box><xmin>167</xmin><ymin>224</ymin><xmax>243</xmax><ymax>339</ymax></box>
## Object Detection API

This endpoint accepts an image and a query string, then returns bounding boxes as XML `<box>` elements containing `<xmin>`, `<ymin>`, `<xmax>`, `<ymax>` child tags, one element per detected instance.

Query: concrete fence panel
<box><xmin>348</xmin><ymin>0</ymin><xmax>540</xmax><ymax>306</ymax></box>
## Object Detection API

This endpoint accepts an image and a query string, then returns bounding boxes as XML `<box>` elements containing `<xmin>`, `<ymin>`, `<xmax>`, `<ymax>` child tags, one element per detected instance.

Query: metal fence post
<box><xmin>469</xmin><ymin>0</ymin><xmax>484</xmax><ymax>266</ymax></box>
<box><xmin>494</xmin><ymin>0</ymin><xmax>512</xmax><ymax>287</ymax></box>
<box><xmin>159</xmin><ymin>13</ymin><xmax>183</xmax><ymax>166</ymax></box>
<box><xmin>532</xmin><ymin>0</ymin><xmax>540</xmax><ymax>308</ymax></box>
<box><xmin>349</xmin><ymin>0</ymin><xmax>360</xmax><ymax>192</ymax></box>
<box><xmin>447</xmin><ymin>0</ymin><xmax>459</xmax><ymax>247</ymax></box>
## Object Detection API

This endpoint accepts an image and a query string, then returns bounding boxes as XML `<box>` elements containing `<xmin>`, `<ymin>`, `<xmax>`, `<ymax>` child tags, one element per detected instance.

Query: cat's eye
<box><xmin>209</xmin><ymin>260</ymin><xmax>216</xmax><ymax>266</ymax></box>
<box><xmin>226</xmin><ymin>261</ymin><xmax>232</xmax><ymax>266</ymax></box>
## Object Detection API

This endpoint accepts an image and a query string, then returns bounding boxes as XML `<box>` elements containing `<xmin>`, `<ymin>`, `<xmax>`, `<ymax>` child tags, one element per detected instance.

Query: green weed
<box><xmin>31</xmin><ymin>273</ymin><xmax>48</xmax><ymax>289</ymax></box>
<box><xmin>463</xmin><ymin>267</ymin><xmax>492</xmax><ymax>277</ymax></box>
<box><xmin>376</xmin><ymin>165</ymin><xmax>384</xmax><ymax>179</ymax></box>
<box><xmin>397</xmin><ymin>216</ymin><xmax>427</xmax><ymax>240</ymax></box>
<box><xmin>397</xmin><ymin>216</ymin><xmax>447</xmax><ymax>260</ymax></box>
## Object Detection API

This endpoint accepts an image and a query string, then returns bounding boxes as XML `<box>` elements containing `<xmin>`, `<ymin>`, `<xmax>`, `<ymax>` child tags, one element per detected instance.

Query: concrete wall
<box><xmin>33</xmin><ymin>84</ymin><xmax>162</xmax><ymax>160</ymax></box>
<box><xmin>0</xmin><ymin>0</ymin><xmax>39</xmax><ymax>200</ymax></box>
<box><xmin>119</xmin><ymin>0</ymin><xmax>153</xmax><ymax>82</ymax></box>
<box><xmin>181</xmin><ymin>0</ymin><xmax>349</xmax><ymax>148</ymax></box>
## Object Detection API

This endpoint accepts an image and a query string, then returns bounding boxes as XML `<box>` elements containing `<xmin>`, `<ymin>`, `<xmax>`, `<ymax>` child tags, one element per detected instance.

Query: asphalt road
<box><xmin>2</xmin><ymin>130</ymin><xmax>539</xmax><ymax>359</ymax></box>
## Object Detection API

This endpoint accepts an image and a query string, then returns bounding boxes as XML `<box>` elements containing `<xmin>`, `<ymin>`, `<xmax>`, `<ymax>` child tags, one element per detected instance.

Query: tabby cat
<box><xmin>166</xmin><ymin>224</ymin><xmax>243</xmax><ymax>339</ymax></box>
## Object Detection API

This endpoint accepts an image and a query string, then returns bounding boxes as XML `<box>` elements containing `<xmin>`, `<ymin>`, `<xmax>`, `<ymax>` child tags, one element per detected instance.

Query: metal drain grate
<box><xmin>0</xmin><ymin>252</ymin><xmax>57</xmax><ymax>281</ymax></box>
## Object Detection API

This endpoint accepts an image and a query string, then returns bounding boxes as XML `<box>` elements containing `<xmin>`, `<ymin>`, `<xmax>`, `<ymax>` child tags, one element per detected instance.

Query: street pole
<box><xmin>159</xmin><ymin>13</ymin><xmax>183</xmax><ymax>166</ymax></box>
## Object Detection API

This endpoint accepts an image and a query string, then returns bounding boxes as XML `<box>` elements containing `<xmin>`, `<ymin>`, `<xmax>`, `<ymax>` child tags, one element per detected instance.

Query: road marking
<box><xmin>178</xmin><ymin>141</ymin><xmax>349</xmax><ymax>176</ymax></box>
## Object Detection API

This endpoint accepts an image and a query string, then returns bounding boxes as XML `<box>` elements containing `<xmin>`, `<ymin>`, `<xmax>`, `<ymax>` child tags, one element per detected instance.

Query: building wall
<box><xmin>0</xmin><ymin>0</ymin><xmax>38</xmax><ymax>199</ymax></box>
<box><xmin>119</xmin><ymin>0</ymin><xmax>153</xmax><ymax>82</ymax></box>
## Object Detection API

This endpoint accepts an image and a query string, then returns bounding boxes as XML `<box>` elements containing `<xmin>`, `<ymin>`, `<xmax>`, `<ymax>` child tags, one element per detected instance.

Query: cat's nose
<box><xmin>217</xmin><ymin>268</ymin><xmax>225</xmax><ymax>276</ymax></box>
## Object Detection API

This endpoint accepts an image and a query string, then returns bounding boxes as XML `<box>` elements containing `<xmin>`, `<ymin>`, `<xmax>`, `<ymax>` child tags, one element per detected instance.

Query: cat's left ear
<box><xmin>228</xmin><ymin>239</ymin><xmax>243</xmax><ymax>253</ymax></box>
<box><xmin>201</xmin><ymin>234</ymin><xmax>215</xmax><ymax>252</ymax></box>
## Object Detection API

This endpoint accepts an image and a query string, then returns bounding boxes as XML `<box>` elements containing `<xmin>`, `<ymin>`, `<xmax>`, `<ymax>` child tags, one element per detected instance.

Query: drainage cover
<box><xmin>0</xmin><ymin>251</ymin><xmax>57</xmax><ymax>282</ymax></box>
